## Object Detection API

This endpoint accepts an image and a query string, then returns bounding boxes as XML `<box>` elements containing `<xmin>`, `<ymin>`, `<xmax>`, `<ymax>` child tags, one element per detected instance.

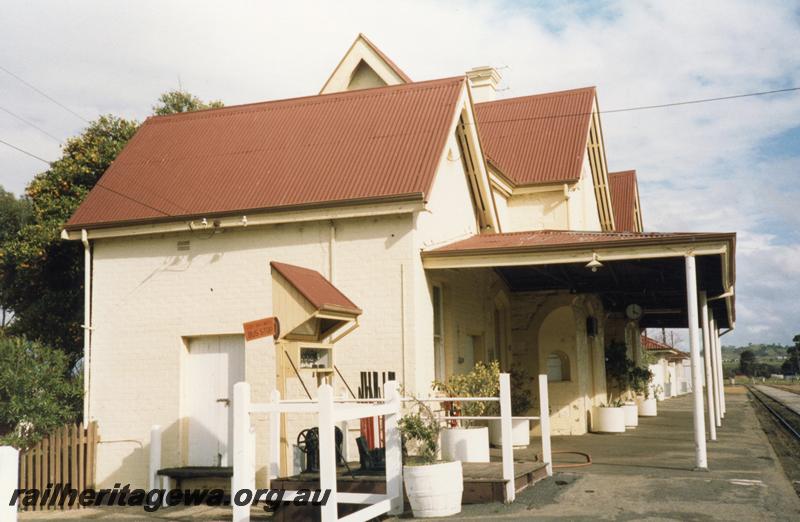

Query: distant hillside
<box><xmin>721</xmin><ymin>343</ymin><xmax>791</xmax><ymax>364</ymax></box>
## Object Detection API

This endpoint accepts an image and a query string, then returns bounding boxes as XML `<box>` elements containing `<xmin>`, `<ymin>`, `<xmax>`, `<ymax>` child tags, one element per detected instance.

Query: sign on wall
<box><xmin>242</xmin><ymin>316</ymin><xmax>280</xmax><ymax>341</ymax></box>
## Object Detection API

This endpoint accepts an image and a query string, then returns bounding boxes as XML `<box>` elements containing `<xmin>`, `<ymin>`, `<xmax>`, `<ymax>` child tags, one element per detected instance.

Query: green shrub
<box><xmin>0</xmin><ymin>335</ymin><xmax>83</xmax><ymax>448</ymax></box>
<box><xmin>398</xmin><ymin>398</ymin><xmax>440</xmax><ymax>465</ymax></box>
<box><xmin>433</xmin><ymin>361</ymin><xmax>500</xmax><ymax>428</ymax></box>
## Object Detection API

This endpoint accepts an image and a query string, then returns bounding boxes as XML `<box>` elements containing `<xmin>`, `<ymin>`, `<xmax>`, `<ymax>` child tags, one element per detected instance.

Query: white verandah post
<box><xmin>268</xmin><ymin>389</ymin><xmax>281</xmax><ymax>485</ymax></box>
<box><xmin>686</xmin><ymin>256</ymin><xmax>709</xmax><ymax>470</ymax></box>
<box><xmin>499</xmin><ymin>373</ymin><xmax>515</xmax><ymax>503</ymax></box>
<box><xmin>317</xmin><ymin>384</ymin><xmax>338</xmax><ymax>522</ymax></box>
<box><xmin>232</xmin><ymin>382</ymin><xmax>254</xmax><ymax>522</ymax></box>
<box><xmin>148</xmin><ymin>425</ymin><xmax>162</xmax><ymax>492</ymax></box>
<box><xmin>0</xmin><ymin>446</ymin><xmax>19</xmax><ymax>522</ymax></box>
<box><xmin>383</xmin><ymin>380</ymin><xmax>403</xmax><ymax>515</ymax></box>
<box><xmin>714</xmin><ymin>321</ymin><xmax>726</xmax><ymax>416</ymax></box>
<box><xmin>538</xmin><ymin>374</ymin><xmax>553</xmax><ymax>477</ymax></box>
<box><xmin>700</xmin><ymin>292</ymin><xmax>719</xmax><ymax>437</ymax></box>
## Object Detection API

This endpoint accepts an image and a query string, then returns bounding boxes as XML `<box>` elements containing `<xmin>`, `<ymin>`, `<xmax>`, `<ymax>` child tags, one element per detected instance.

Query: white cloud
<box><xmin>0</xmin><ymin>0</ymin><xmax>798</xmax><ymax>345</ymax></box>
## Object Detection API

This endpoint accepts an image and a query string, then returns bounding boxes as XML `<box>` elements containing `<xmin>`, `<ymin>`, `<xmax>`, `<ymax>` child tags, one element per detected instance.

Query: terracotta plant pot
<box><xmin>488</xmin><ymin>418</ymin><xmax>531</xmax><ymax>447</ymax></box>
<box><xmin>591</xmin><ymin>406</ymin><xmax>626</xmax><ymax>433</ymax></box>
<box><xmin>623</xmin><ymin>403</ymin><xmax>639</xmax><ymax>427</ymax></box>
<box><xmin>403</xmin><ymin>460</ymin><xmax>463</xmax><ymax>518</ymax></box>
<box><xmin>637</xmin><ymin>397</ymin><xmax>658</xmax><ymax>417</ymax></box>
<box><xmin>440</xmin><ymin>427</ymin><xmax>490</xmax><ymax>462</ymax></box>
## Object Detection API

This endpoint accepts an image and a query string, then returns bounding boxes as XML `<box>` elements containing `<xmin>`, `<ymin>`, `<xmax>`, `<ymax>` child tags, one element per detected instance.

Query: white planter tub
<box><xmin>440</xmin><ymin>427</ymin><xmax>490</xmax><ymax>462</ymax></box>
<box><xmin>488</xmin><ymin>418</ymin><xmax>531</xmax><ymax>447</ymax></box>
<box><xmin>591</xmin><ymin>406</ymin><xmax>626</xmax><ymax>433</ymax></box>
<box><xmin>637</xmin><ymin>397</ymin><xmax>658</xmax><ymax>417</ymax></box>
<box><xmin>403</xmin><ymin>460</ymin><xmax>463</xmax><ymax>518</ymax></box>
<box><xmin>622</xmin><ymin>403</ymin><xmax>639</xmax><ymax>427</ymax></box>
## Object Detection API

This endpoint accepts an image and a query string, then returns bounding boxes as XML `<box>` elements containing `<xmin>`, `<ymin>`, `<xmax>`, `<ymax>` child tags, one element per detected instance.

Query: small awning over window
<box><xmin>270</xmin><ymin>262</ymin><xmax>362</xmax><ymax>342</ymax></box>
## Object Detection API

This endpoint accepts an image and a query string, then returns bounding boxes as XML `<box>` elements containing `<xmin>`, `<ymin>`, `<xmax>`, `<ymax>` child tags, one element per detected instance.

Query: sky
<box><xmin>0</xmin><ymin>0</ymin><xmax>798</xmax><ymax>347</ymax></box>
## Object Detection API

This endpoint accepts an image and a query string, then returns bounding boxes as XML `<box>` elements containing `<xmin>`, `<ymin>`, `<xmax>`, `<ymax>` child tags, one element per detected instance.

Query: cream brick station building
<box><xmin>63</xmin><ymin>34</ymin><xmax>736</xmax><ymax>488</ymax></box>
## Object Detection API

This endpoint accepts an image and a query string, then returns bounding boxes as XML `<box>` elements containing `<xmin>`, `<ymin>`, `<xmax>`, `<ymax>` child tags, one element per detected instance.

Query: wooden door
<box><xmin>186</xmin><ymin>335</ymin><xmax>245</xmax><ymax>466</ymax></box>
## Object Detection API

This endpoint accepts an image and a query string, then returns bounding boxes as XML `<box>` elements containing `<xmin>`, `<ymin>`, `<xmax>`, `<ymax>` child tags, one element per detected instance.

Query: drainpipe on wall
<box><xmin>329</xmin><ymin>220</ymin><xmax>336</xmax><ymax>283</ymax></box>
<box><xmin>81</xmin><ymin>229</ymin><xmax>93</xmax><ymax>422</ymax></box>
<box><xmin>563</xmin><ymin>184</ymin><xmax>571</xmax><ymax>229</ymax></box>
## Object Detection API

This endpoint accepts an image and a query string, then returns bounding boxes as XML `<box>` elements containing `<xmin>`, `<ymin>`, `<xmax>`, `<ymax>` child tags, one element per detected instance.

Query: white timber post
<box><xmin>699</xmin><ymin>292</ymin><xmax>718</xmax><ymax>438</ymax></box>
<box><xmin>538</xmin><ymin>374</ymin><xmax>553</xmax><ymax>477</ymax></box>
<box><xmin>232</xmin><ymin>382</ymin><xmax>253</xmax><ymax>522</ymax></box>
<box><xmin>0</xmin><ymin>446</ymin><xmax>19</xmax><ymax>522</ymax></box>
<box><xmin>318</xmin><ymin>384</ymin><xmax>338</xmax><ymax>522</ymax></box>
<box><xmin>268</xmin><ymin>389</ymin><xmax>281</xmax><ymax>485</ymax></box>
<box><xmin>708</xmin><ymin>314</ymin><xmax>722</xmax><ymax>427</ymax></box>
<box><xmin>686</xmin><ymin>256</ymin><xmax>709</xmax><ymax>470</ymax></box>
<box><xmin>383</xmin><ymin>380</ymin><xmax>403</xmax><ymax>515</ymax></box>
<box><xmin>714</xmin><ymin>322</ymin><xmax>726</xmax><ymax>415</ymax></box>
<box><xmin>499</xmin><ymin>373</ymin><xmax>515</xmax><ymax>503</ymax></box>
<box><xmin>148</xmin><ymin>425</ymin><xmax>161</xmax><ymax>491</ymax></box>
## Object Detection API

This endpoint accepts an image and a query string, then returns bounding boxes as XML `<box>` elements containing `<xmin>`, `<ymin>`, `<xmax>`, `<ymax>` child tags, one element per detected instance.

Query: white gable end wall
<box><xmin>88</xmin><ymin>213</ymin><xmax>415</xmax><ymax>488</ymax></box>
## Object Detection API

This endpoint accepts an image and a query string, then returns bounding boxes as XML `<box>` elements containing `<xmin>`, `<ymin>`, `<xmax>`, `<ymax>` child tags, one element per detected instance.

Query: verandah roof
<box><xmin>422</xmin><ymin>230</ymin><xmax>736</xmax><ymax>329</ymax></box>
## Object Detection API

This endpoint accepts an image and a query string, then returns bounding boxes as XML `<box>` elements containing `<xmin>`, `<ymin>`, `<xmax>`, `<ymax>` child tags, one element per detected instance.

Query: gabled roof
<box><xmin>271</xmin><ymin>262</ymin><xmax>361</xmax><ymax>315</ymax></box>
<box><xmin>474</xmin><ymin>87</ymin><xmax>596</xmax><ymax>186</ymax></box>
<box><xmin>67</xmin><ymin>77</ymin><xmax>465</xmax><ymax>230</ymax></box>
<box><xmin>642</xmin><ymin>335</ymin><xmax>688</xmax><ymax>359</ymax></box>
<box><xmin>319</xmin><ymin>33</ymin><xmax>411</xmax><ymax>94</ymax></box>
<box><xmin>608</xmin><ymin>170</ymin><xmax>641</xmax><ymax>232</ymax></box>
<box><xmin>357</xmin><ymin>33</ymin><xmax>412</xmax><ymax>83</ymax></box>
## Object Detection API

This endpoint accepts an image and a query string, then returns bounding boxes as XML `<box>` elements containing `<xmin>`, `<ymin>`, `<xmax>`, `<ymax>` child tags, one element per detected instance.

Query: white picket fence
<box><xmin>229</xmin><ymin>373</ymin><xmax>552</xmax><ymax>522</ymax></box>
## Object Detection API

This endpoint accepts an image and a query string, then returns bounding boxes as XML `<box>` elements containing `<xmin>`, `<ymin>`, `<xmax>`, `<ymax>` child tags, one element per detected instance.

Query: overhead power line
<box><xmin>0</xmin><ymin>138</ymin><xmax>50</xmax><ymax>164</ymax></box>
<box><xmin>0</xmin><ymin>105</ymin><xmax>62</xmax><ymax>143</ymax></box>
<box><xmin>0</xmin><ymin>64</ymin><xmax>90</xmax><ymax>123</ymax></box>
<box><xmin>473</xmin><ymin>86</ymin><xmax>800</xmax><ymax>125</ymax></box>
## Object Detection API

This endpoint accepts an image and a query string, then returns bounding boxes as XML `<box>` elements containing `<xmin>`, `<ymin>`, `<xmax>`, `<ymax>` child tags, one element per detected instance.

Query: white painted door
<box><xmin>186</xmin><ymin>335</ymin><xmax>245</xmax><ymax>467</ymax></box>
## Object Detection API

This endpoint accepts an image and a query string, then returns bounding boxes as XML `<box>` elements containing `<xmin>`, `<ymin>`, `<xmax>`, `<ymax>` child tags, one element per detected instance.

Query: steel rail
<box><xmin>748</xmin><ymin>386</ymin><xmax>800</xmax><ymax>441</ymax></box>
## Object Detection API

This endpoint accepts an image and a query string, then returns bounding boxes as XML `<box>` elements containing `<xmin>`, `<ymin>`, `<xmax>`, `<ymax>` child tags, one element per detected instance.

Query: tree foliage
<box><xmin>781</xmin><ymin>335</ymin><xmax>800</xmax><ymax>375</ymax></box>
<box><xmin>0</xmin><ymin>91</ymin><xmax>223</xmax><ymax>362</ymax></box>
<box><xmin>0</xmin><ymin>117</ymin><xmax>138</xmax><ymax>360</ymax></box>
<box><xmin>0</xmin><ymin>335</ymin><xmax>82</xmax><ymax>448</ymax></box>
<box><xmin>152</xmin><ymin>90</ymin><xmax>223</xmax><ymax>116</ymax></box>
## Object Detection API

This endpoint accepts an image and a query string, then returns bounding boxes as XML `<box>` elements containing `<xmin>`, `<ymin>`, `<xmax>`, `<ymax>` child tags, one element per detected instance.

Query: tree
<box><xmin>0</xmin><ymin>335</ymin><xmax>82</xmax><ymax>448</ymax></box>
<box><xmin>0</xmin><ymin>116</ymin><xmax>138</xmax><ymax>361</ymax></box>
<box><xmin>0</xmin><ymin>92</ymin><xmax>223</xmax><ymax>362</ymax></box>
<box><xmin>781</xmin><ymin>334</ymin><xmax>800</xmax><ymax>375</ymax></box>
<box><xmin>739</xmin><ymin>349</ymin><xmax>756</xmax><ymax>376</ymax></box>
<box><xmin>0</xmin><ymin>187</ymin><xmax>31</xmax><ymax>328</ymax></box>
<box><xmin>152</xmin><ymin>90</ymin><xmax>223</xmax><ymax>116</ymax></box>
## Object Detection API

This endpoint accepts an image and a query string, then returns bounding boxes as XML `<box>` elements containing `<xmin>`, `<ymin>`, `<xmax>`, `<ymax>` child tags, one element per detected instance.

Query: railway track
<box><xmin>747</xmin><ymin>385</ymin><xmax>800</xmax><ymax>497</ymax></box>
<box><xmin>747</xmin><ymin>385</ymin><xmax>800</xmax><ymax>440</ymax></box>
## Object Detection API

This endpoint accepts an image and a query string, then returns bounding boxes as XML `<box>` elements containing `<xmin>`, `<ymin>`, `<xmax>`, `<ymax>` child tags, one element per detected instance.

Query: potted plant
<box><xmin>433</xmin><ymin>361</ymin><xmax>498</xmax><ymax>462</ymax></box>
<box><xmin>593</xmin><ymin>341</ymin><xmax>630</xmax><ymax>433</ymax></box>
<box><xmin>488</xmin><ymin>367</ymin><xmax>533</xmax><ymax>447</ymax></box>
<box><xmin>592</xmin><ymin>397</ymin><xmax>627</xmax><ymax>432</ymax></box>
<box><xmin>630</xmin><ymin>366</ymin><xmax>657</xmax><ymax>417</ymax></box>
<box><xmin>398</xmin><ymin>398</ymin><xmax>463</xmax><ymax>518</ymax></box>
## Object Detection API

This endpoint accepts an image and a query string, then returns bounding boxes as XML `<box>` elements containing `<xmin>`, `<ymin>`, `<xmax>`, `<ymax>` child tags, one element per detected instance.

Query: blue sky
<box><xmin>0</xmin><ymin>0</ymin><xmax>798</xmax><ymax>346</ymax></box>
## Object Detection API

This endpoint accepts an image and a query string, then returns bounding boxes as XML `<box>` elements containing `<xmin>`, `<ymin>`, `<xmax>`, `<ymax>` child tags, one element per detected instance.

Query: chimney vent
<box><xmin>466</xmin><ymin>66</ymin><xmax>502</xmax><ymax>103</ymax></box>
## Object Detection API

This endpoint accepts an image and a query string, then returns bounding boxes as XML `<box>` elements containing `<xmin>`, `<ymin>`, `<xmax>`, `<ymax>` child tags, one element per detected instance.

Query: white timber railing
<box><xmin>232</xmin><ymin>380</ymin><xmax>403</xmax><ymax>522</ymax></box>
<box><xmin>230</xmin><ymin>373</ymin><xmax>552</xmax><ymax>521</ymax></box>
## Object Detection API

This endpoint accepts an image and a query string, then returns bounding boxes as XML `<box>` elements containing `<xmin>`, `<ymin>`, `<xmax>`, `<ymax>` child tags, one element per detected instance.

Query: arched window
<box><xmin>546</xmin><ymin>351</ymin><xmax>570</xmax><ymax>382</ymax></box>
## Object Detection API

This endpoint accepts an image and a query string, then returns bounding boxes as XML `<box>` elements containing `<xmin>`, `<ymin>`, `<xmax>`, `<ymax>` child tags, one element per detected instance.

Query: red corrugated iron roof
<box><xmin>67</xmin><ymin>76</ymin><xmax>465</xmax><ymax>229</ymax></box>
<box><xmin>474</xmin><ymin>87</ymin><xmax>596</xmax><ymax>186</ymax></box>
<box><xmin>427</xmin><ymin>229</ymin><xmax>727</xmax><ymax>254</ymax></box>
<box><xmin>642</xmin><ymin>335</ymin><xmax>688</xmax><ymax>358</ymax></box>
<box><xmin>608</xmin><ymin>170</ymin><xmax>638</xmax><ymax>232</ymax></box>
<box><xmin>271</xmin><ymin>261</ymin><xmax>362</xmax><ymax>315</ymax></box>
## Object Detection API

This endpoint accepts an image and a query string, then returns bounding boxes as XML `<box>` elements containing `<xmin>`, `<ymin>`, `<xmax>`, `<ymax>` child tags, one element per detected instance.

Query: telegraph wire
<box><xmin>0</xmin><ymin>64</ymin><xmax>90</xmax><ymax>123</ymax></box>
<box><xmin>472</xmin><ymin>86</ymin><xmax>800</xmax><ymax>125</ymax></box>
<box><xmin>0</xmin><ymin>105</ymin><xmax>62</xmax><ymax>143</ymax></box>
<box><xmin>0</xmin><ymin>138</ymin><xmax>51</xmax><ymax>164</ymax></box>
